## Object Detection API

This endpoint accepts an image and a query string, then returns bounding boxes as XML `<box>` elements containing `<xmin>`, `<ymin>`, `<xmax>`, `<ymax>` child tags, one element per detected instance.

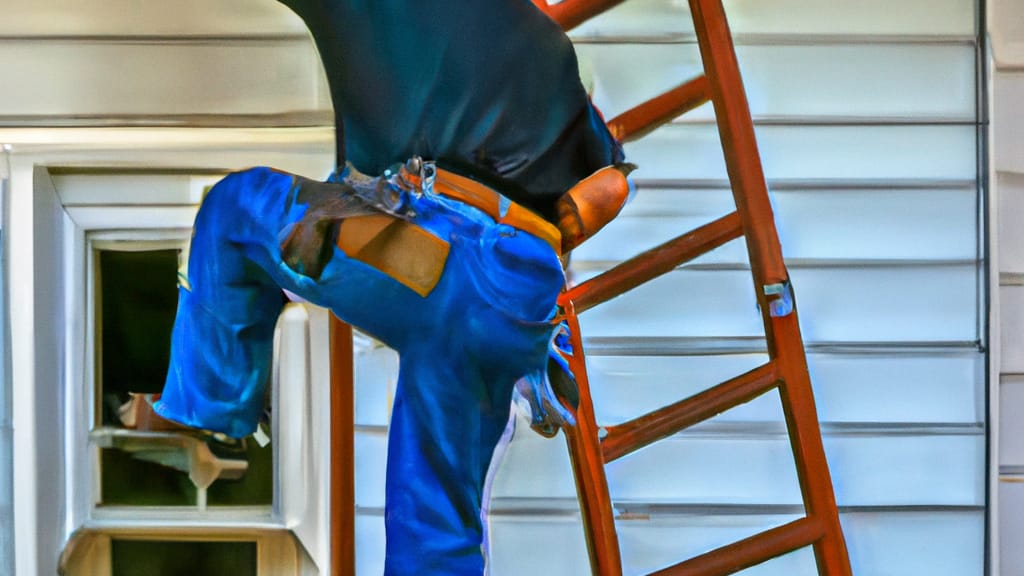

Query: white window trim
<box><xmin>3</xmin><ymin>127</ymin><xmax>335</xmax><ymax>576</ymax></box>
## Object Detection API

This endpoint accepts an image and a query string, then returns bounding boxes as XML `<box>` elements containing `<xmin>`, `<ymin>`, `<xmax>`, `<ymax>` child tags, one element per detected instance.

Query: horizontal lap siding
<box><xmin>0</xmin><ymin>0</ymin><xmax>307</xmax><ymax>36</ymax></box>
<box><xmin>354</xmin><ymin>1</ymin><xmax>984</xmax><ymax>573</ymax></box>
<box><xmin>8</xmin><ymin>1</ymin><xmax>978</xmax><ymax>573</ymax></box>
<box><xmin>999</xmin><ymin>164</ymin><xmax>1024</xmax><ymax>570</ymax></box>
<box><xmin>0</xmin><ymin>39</ymin><xmax>330</xmax><ymax>125</ymax></box>
<box><xmin>354</xmin><ymin>510</ymin><xmax>985</xmax><ymax>576</ymax></box>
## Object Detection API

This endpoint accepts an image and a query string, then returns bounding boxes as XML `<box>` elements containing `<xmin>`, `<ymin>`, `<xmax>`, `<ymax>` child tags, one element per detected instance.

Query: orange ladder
<box><xmin>534</xmin><ymin>0</ymin><xmax>853</xmax><ymax>574</ymax></box>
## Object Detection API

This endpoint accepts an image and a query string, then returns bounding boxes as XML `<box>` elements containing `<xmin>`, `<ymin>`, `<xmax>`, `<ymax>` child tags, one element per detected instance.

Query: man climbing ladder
<box><xmin>127</xmin><ymin>1</ymin><xmax>632</xmax><ymax>574</ymax></box>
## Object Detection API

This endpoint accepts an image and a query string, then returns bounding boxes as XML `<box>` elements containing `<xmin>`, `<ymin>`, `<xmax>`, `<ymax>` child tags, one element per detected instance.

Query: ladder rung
<box><xmin>648</xmin><ymin>516</ymin><xmax>826</xmax><ymax>576</ymax></box>
<box><xmin>532</xmin><ymin>0</ymin><xmax>628</xmax><ymax>30</ymax></box>
<box><xmin>601</xmin><ymin>362</ymin><xmax>778</xmax><ymax>463</ymax></box>
<box><xmin>608</xmin><ymin>76</ymin><xmax>711</xmax><ymax>143</ymax></box>
<box><xmin>561</xmin><ymin>211</ymin><xmax>743</xmax><ymax>314</ymax></box>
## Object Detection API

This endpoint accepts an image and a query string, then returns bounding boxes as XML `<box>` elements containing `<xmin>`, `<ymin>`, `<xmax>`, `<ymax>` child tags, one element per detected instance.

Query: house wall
<box><xmin>0</xmin><ymin>1</ymin><xmax>1001</xmax><ymax>574</ymax></box>
<box><xmin>990</xmin><ymin>0</ymin><xmax>1024</xmax><ymax>573</ymax></box>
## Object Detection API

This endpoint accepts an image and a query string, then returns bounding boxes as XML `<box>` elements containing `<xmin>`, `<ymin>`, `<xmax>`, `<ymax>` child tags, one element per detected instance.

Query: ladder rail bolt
<box><xmin>764</xmin><ymin>280</ymin><xmax>794</xmax><ymax>318</ymax></box>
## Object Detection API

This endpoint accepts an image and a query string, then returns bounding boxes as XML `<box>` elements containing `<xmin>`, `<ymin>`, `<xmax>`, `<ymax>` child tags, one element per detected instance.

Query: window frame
<box><xmin>53</xmin><ymin>168</ymin><xmax>328</xmax><ymax>573</ymax></box>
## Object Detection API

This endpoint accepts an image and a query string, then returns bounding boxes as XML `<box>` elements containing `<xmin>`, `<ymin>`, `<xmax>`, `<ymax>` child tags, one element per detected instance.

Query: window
<box><xmin>92</xmin><ymin>243</ymin><xmax>273</xmax><ymax>510</ymax></box>
<box><xmin>49</xmin><ymin>169</ymin><xmax>326</xmax><ymax>575</ymax></box>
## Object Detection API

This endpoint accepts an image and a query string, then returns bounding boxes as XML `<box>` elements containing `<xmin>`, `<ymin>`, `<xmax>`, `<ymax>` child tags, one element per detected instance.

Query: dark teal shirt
<box><xmin>279</xmin><ymin>0</ymin><xmax>623</xmax><ymax>219</ymax></box>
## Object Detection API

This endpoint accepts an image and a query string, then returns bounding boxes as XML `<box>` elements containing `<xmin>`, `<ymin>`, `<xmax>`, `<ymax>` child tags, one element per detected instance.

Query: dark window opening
<box><xmin>99</xmin><ymin>249</ymin><xmax>178</xmax><ymax>422</ymax></box>
<box><xmin>111</xmin><ymin>539</ymin><xmax>257</xmax><ymax>576</ymax></box>
<box><xmin>96</xmin><ymin>248</ymin><xmax>272</xmax><ymax>507</ymax></box>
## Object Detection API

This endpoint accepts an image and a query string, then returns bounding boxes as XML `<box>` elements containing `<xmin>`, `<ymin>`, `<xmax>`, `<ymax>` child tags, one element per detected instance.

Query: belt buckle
<box><xmin>394</xmin><ymin>156</ymin><xmax>436</xmax><ymax>199</ymax></box>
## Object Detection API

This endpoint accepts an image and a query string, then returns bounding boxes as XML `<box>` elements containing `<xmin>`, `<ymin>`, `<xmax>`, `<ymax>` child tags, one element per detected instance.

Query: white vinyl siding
<box><xmin>998</xmin><ymin>170</ymin><xmax>1024</xmax><ymax>574</ymax></box>
<box><xmin>351</xmin><ymin>1</ymin><xmax>985</xmax><ymax>574</ymax></box>
<box><xmin>0</xmin><ymin>39</ymin><xmax>330</xmax><ymax>125</ymax></box>
<box><xmin>0</xmin><ymin>0</ymin><xmax>986</xmax><ymax>574</ymax></box>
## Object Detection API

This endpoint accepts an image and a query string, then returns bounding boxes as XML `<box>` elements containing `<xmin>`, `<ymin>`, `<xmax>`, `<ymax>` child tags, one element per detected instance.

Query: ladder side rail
<box><xmin>772</xmin><ymin>312</ymin><xmax>852</xmax><ymax>574</ymax></box>
<box><xmin>687</xmin><ymin>1</ymin><xmax>851</xmax><ymax>573</ymax></box>
<box><xmin>686</xmin><ymin>0</ymin><xmax>786</xmax><ymax>295</ymax></box>
<box><xmin>562</xmin><ymin>301</ymin><xmax>625</xmax><ymax>576</ymax></box>
<box><xmin>330</xmin><ymin>317</ymin><xmax>356</xmax><ymax>576</ymax></box>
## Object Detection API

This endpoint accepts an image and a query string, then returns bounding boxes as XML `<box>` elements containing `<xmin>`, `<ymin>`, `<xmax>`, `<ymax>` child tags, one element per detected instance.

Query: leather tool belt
<box><xmin>336</xmin><ymin>160</ymin><xmax>562</xmax><ymax>298</ymax></box>
<box><xmin>430</xmin><ymin>167</ymin><xmax>562</xmax><ymax>256</ymax></box>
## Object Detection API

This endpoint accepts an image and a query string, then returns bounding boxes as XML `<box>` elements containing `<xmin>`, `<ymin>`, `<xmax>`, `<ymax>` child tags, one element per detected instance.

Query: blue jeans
<box><xmin>155</xmin><ymin>165</ymin><xmax>565</xmax><ymax>574</ymax></box>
